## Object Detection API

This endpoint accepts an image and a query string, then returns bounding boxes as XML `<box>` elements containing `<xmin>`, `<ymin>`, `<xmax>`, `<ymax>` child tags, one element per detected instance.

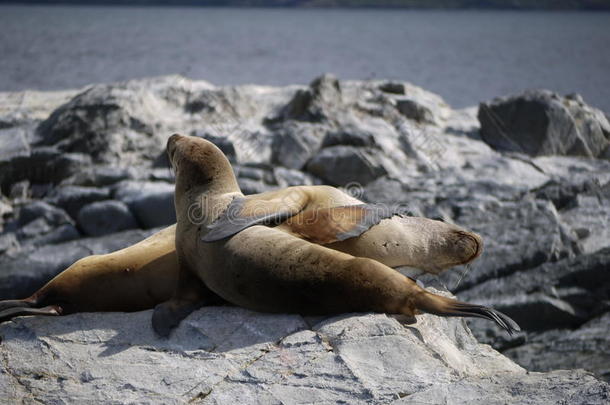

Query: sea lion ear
<box><xmin>201</xmin><ymin>192</ymin><xmax>310</xmax><ymax>242</ymax></box>
<box><xmin>282</xmin><ymin>204</ymin><xmax>397</xmax><ymax>245</ymax></box>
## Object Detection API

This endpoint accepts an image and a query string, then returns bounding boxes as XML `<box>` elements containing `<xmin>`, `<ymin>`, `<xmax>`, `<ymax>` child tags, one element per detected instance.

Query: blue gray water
<box><xmin>1</xmin><ymin>5</ymin><xmax>609</xmax><ymax>111</ymax></box>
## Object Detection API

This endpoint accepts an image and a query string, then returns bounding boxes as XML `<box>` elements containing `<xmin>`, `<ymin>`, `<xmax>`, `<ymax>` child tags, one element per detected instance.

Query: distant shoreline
<box><xmin>1</xmin><ymin>1</ymin><xmax>610</xmax><ymax>11</ymax></box>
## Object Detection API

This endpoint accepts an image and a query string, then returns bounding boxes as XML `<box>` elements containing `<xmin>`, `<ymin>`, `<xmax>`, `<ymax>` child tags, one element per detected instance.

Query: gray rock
<box><xmin>274</xmin><ymin>167</ymin><xmax>319</xmax><ymax>188</ymax></box>
<box><xmin>560</xmin><ymin>194</ymin><xmax>610</xmax><ymax>254</ymax></box>
<box><xmin>322</xmin><ymin>126</ymin><xmax>378</xmax><ymax>148</ymax></box>
<box><xmin>378</xmin><ymin>81</ymin><xmax>406</xmax><ymax>95</ymax></box>
<box><xmin>235</xmin><ymin>165</ymin><xmax>274</xmax><ymax>183</ymax></box>
<box><xmin>479</xmin><ymin>90</ymin><xmax>610</xmax><ymax>158</ymax></box>
<box><xmin>533</xmin><ymin>155</ymin><xmax>610</xmax><ymax>187</ymax></box>
<box><xmin>270</xmin><ymin>122</ymin><xmax>325</xmax><ymax>170</ymax></box>
<box><xmin>78</xmin><ymin>200</ymin><xmax>138</xmax><ymax>237</ymax></box>
<box><xmin>0</xmin><ymin>228</ymin><xmax>157</xmax><ymax>300</ymax></box>
<box><xmin>461</xmin><ymin>248</ymin><xmax>610</xmax><ymax>355</ymax></box>
<box><xmin>8</xmin><ymin>180</ymin><xmax>29</xmax><ymax>201</ymax></box>
<box><xmin>1</xmin><ymin>302</ymin><xmax>608</xmax><ymax>404</ymax></box>
<box><xmin>60</xmin><ymin>165</ymin><xmax>137</xmax><ymax>187</ymax></box>
<box><xmin>394</xmin><ymin>369</ymin><xmax>608</xmax><ymax>405</ymax></box>
<box><xmin>46</xmin><ymin>185</ymin><xmax>111</xmax><ymax>219</ymax></box>
<box><xmin>395</xmin><ymin>97</ymin><xmax>436</xmax><ymax>124</ymax></box>
<box><xmin>17</xmin><ymin>200</ymin><xmax>73</xmax><ymax>227</ymax></box>
<box><xmin>237</xmin><ymin>178</ymin><xmax>276</xmax><ymax>195</ymax></box>
<box><xmin>270</xmin><ymin>74</ymin><xmax>342</xmax><ymax>122</ymax></box>
<box><xmin>363</xmin><ymin>176</ymin><xmax>411</xmax><ymax>205</ymax></box>
<box><xmin>533</xmin><ymin>178</ymin><xmax>603</xmax><ymax>210</ymax></box>
<box><xmin>8</xmin><ymin>202</ymin><xmax>79</xmax><ymax>247</ymax></box>
<box><xmin>23</xmin><ymin>224</ymin><xmax>81</xmax><ymax>247</ymax></box>
<box><xmin>445</xmin><ymin>199</ymin><xmax>578</xmax><ymax>291</ymax></box>
<box><xmin>306</xmin><ymin>145</ymin><xmax>388</xmax><ymax>186</ymax></box>
<box><xmin>114</xmin><ymin>181</ymin><xmax>176</xmax><ymax>228</ymax></box>
<box><xmin>16</xmin><ymin>217</ymin><xmax>53</xmax><ymax>240</ymax></box>
<box><xmin>0</xmin><ymin>232</ymin><xmax>19</xmax><ymax>255</ymax></box>
<box><xmin>0</xmin><ymin>197</ymin><xmax>13</xmax><ymax>229</ymax></box>
<box><xmin>0</xmin><ymin>148</ymin><xmax>91</xmax><ymax>195</ymax></box>
<box><xmin>36</xmin><ymin>79</ymin><xmax>168</xmax><ymax>165</ymax></box>
<box><xmin>503</xmin><ymin>312</ymin><xmax>610</xmax><ymax>382</ymax></box>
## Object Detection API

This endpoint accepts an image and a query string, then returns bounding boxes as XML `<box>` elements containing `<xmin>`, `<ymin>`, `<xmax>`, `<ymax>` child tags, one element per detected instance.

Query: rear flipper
<box><xmin>0</xmin><ymin>299</ymin><xmax>34</xmax><ymax>312</ymax></box>
<box><xmin>0</xmin><ymin>305</ymin><xmax>62</xmax><ymax>324</ymax></box>
<box><xmin>413</xmin><ymin>291</ymin><xmax>521</xmax><ymax>335</ymax></box>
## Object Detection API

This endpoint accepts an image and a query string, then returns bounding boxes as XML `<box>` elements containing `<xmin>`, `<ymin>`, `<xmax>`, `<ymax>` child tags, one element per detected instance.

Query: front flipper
<box><xmin>152</xmin><ymin>265</ymin><xmax>226</xmax><ymax>337</ymax></box>
<box><xmin>281</xmin><ymin>204</ymin><xmax>397</xmax><ymax>244</ymax></box>
<box><xmin>202</xmin><ymin>190</ymin><xmax>310</xmax><ymax>242</ymax></box>
<box><xmin>152</xmin><ymin>299</ymin><xmax>205</xmax><ymax>338</ymax></box>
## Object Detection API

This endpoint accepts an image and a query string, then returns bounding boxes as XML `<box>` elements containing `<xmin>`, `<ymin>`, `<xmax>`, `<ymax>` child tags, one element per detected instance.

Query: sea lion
<box><xmin>153</xmin><ymin>134</ymin><xmax>519</xmax><ymax>337</ymax></box>
<box><xmin>0</xmin><ymin>225</ymin><xmax>185</xmax><ymax>323</ymax></box>
<box><xmin>0</xmin><ymin>139</ymin><xmax>481</xmax><ymax>324</ymax></box>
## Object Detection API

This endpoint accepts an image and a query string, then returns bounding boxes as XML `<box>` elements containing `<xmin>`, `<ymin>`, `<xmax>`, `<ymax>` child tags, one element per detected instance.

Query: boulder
<box><xmin>478</xmin><ymin>90</ymin><xmax>610</xmax><ymax>158</ymax></box>
<box><xmin>270</xmin><ymin>74</ymin><xmax>342</xmax><ymax>122</ymax></box>
<box><xmin>23</xmin><ymin>224</ymin><xmax>81</xmax><ymax>247</ymax></box>
<box><xmin>273</xmin><ymin>167</ymin><xmax>319</xmax><ymax>188</ymax></box>
<box><xmin>0</xmin><ymin>197</ymin><xmax>13</xmax><ymax>231</ymax></box>
<box><xmin>444</xmin><ymin>199</ymin><xmax>578</xmax><ymax>291</ymax></box>
<box><xmin>17</xmin><ymin>201</ymin><xmax>73</xmax><ymax>228</ymax></box>
<box><xmin>0</xmin><ymin>232</ymin><xmax>19</xmax><ymax>255</ymax></box>
<box><xmin>46</xmin><ymin>185</ymin><xmax>111</xmax><ymax>219</ymax></box>
<box><xmin>306</xmin><ymin>146</ymin><xmax>388</xmax><ymax>186</ymax></box>
<box><xmin>378</xmin><ymin>81</ymin><xmax>406</xmax><ymax>95</ymax></box>
<box><xmin>35</xmin><ymin>77</ymin><xmax>183</xmax><ymax>165</ymax></box>
<box><xmin>59</xmin><ymin>165</ymin><xmax>137</xmax><ymax>187</ymax></box>
<box><xmin>113</xmin><ymin>181</ymin><xmax>175</xmax><ymax>229</ymax></box>
<box><xmin>321</xmin><ymin>125</ymin><xmax>378</xmax><ymax>148</ymax></box>
<box><xmin>460</xmin><ymin>248</ymin><xmax>610</xmax><ymax>366</ymax></box>
<box><xmin>78</xmin><ymin>200</ymin><xmax>138</xmax><ymax>237</ymax></box>
<box><xmin>395</xmin><ymin>98</ymin><xmax>436</xmax><ymax>124</ymax></box>
<box><xmin>270</xmin><ymin>122</ymin><xmax>325</xmax><ymax>170</ymax></box>
<box><xmin>560</xmin><ymin>194</ymin><xmax>610</xmax><ymax>254</ymax></box>
<box><xmin>503</xmin><ymin>312</ymin><xmax>610</xmax><ymax>382</ymax></box>
<box><xmin>0</xmin><ymin>148</ymin><xmax>91</xmax><ymax>195</ymax></box>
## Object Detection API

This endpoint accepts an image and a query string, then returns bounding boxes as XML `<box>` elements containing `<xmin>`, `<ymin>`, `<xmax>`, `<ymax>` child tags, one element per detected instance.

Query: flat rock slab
<box><xmin>1</xmin><ymin>306</ymin><xmax>608</xmax><ymax>404</ymax></box>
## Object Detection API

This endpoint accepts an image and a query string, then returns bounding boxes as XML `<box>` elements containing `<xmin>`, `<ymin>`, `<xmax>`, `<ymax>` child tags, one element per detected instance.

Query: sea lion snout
<box><xmin>453</xmin><ymin>230</ymin><xmax>483</xmax><ymax>265</ymax></box>
<box><xmin>166</xmin><ymin>133</ymin><xmax>184</xmax><ymax>164</ymax></box>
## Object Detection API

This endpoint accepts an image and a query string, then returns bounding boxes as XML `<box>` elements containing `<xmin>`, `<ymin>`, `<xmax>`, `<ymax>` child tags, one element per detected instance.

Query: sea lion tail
<box><xmin>0</xmin><ymin>305</ymin><xmax>62</xmax><ymax>323</ymax></box>
<box><xmin>0</xmin><ymin>294</ymin><xmax>60</xmax><ymax>323</ymax></box>
<box><xmin>414</xmin><ymin>291</ymin><xmax>521</xmax><ymax>335</ymax></box>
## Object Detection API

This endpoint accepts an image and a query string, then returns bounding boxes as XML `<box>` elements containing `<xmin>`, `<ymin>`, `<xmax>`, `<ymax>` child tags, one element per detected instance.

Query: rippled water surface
<box><xmin>1</xmin><ymin>5</ymin><xmax>609</xmax><ymax>111</ymax></box>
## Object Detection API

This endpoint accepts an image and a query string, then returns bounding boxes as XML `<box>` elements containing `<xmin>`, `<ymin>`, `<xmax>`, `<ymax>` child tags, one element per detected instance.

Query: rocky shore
<box><xmin>0</xmin><ymin>74</ymin><xmax>609</xmax><ymax>403</ymax></box>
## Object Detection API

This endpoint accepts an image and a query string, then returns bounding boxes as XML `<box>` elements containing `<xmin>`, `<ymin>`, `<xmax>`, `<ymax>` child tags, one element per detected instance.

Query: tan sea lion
<box><xmin>152</xmin><ymin>134</ymin><xmax>519</xmax><ymax>337</ymax></box>
<box><xmin>0</xmin><ymin>138</ymin><xmax>482</xmax><ymax>324</ymax></box>
<box><xmin>0</xmin><ymin>225</ymin><xmax>183</xmax><ymax>323</ymax></box>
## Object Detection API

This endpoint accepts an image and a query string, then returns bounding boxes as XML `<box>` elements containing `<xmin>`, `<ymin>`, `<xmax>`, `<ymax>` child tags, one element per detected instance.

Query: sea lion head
<box><xmin>167</xmin><ymin>134</ymin><xmax>241</xmax><ymax>222</ymax></box>
<box><xmin>167</xmin><ymin>133</ymin><xmax>239</xmax><ymax>194</ymax></box>
<box><xmin>421</xmin><ymin>219</ymin><xmax>483</xmax><ymax>274</ymax></box>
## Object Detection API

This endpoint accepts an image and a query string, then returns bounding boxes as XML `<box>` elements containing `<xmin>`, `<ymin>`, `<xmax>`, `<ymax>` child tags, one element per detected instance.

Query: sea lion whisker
<box><xmin>453</xmin><ymin>263</ymin><xmax>471</xmax><ymax>290</ymax></box>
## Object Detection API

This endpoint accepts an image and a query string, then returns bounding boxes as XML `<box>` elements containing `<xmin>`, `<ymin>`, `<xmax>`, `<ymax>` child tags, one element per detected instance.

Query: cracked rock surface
<box><xmin>1</xmin><ymin>303</ymin><xmax>607</xmax><ymax>404</ymax></box>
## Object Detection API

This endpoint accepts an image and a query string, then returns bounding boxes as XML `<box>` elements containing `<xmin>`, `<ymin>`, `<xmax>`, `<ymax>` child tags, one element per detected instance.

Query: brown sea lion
<box><xmin>152</xmin><ymin>134</ymin><xmax>518</xmax><ymax>337</ymax></box>
<box><xmin>0</xmin><ymin>225</ymin><xmax>180</xmax><ymax>323</ymax></box>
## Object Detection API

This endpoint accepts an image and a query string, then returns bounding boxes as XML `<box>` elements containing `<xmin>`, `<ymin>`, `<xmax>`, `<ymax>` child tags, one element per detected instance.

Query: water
<box><xmin>1</xmin><ymin>5</ymin><xmax>609</xmax><ymax>111</ymax></box>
